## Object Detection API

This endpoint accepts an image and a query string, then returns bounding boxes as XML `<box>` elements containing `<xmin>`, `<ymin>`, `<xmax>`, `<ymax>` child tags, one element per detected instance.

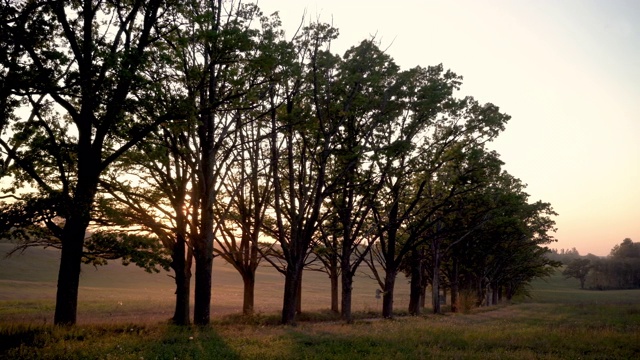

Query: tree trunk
<box><xmin>193</xmin><ymin>240</ymin><xmax>213</xmax><ymax>325</ymax></box>
<box><xmin>242</xmin><ymin>272</ymin><xmax>255</xmax><ymax>315</ymax></box>
<box><xmin>450</xmin><ymin>258</ymin><xmax>459</xmax><ymax>313</ymax></box>
<box><xmin>431</xmin><ymin>246</ymin><xmax>441</xmax><ymax>314</ymax></box>
<box><xmin>408</xmin><ymin>249</ymin><xmax>422</xmax><ymax>315</ymax></box>
<box><xmin>54</xmin><ymin>176</ymin><xmax>95</xmax><ymax>326</ymax></box>
<box><xmin>172</xmin><ymin>235</ymin><xmax>191</xmax><ymax>325</ymax></box>
<box><xmin>382</xmin><ymin>270</ymin><xmax>397</xmax><ymax>318</ymax></box>
<box><xmin>491</xmin><ymin>284</ymin><xmax>498</xmax><ymax>305</ymax></box>
<box><xmin>432</xmin><ymin>270</ymin><xmax>440</xmax><ymax>314</ymax></box>
<box><xmin>296</xmin><ymin>269</ymin><xmax>302</xmax><ymax>315</ymax></box>
<box><xmin>281</xmin><ymin>262</ymin><xmax>301</xmax><ymax>325</ymax></box>
<box><xmin>506</xmin><ymin>283</ymin><xmax>514</xmax><ymax>301</ymax></box>
<box><xmin>54</xmin><ymin>222</ymin><xmax>86</xmax><ymax>325</ymax></box>
<box><xmin>341</xmin><ymin>269</ymin><xmax>353</xmax><ymax>323</ymax></box>
<box><xmin>330</xmin><ymin>264</ymin><xmax>339</xmax><ymax>313</ymax></box>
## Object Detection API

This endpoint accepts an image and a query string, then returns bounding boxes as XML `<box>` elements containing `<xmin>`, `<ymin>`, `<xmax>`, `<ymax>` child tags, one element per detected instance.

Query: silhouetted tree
<box><xmin>563</xmin><ymin>258</ymin><xmax>592</xmax><ymax>289</ymax></box>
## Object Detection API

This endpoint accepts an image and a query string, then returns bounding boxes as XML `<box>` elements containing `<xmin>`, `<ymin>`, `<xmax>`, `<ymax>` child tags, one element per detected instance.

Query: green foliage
<box><xmin>562</xmin><ymin>258</ymin><xmax>592</xmax><ymax>289</ymax></box>
<box><xmin>610</xmin><ymin>238</ymin><xmax>640</xmax><ymax>258</ymax></box>
<box><xmin>82</xmin><ymin>231</ymin><xmax>171</xmax><ymax>273</ymax></box>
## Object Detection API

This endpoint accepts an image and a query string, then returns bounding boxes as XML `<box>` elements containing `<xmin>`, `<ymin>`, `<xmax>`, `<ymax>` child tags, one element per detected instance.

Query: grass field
<box><xmin>2</xmin><ymin>243</ymin><xmax>640</xmax><ymax>359</ymax></box>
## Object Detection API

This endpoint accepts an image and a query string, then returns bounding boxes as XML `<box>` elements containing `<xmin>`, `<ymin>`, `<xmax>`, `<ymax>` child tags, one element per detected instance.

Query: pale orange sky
<box><xmin>263</xmin><ymin>0</ymin><xmax>640</xmax><ymax>256</ymax></box>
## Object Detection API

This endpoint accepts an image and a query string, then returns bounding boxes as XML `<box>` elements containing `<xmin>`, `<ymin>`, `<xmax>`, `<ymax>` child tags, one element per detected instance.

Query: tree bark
<box><xmin>450</xmin><ymin>258</ymin><xmax>459</xmax><ymax>313</ymax></box>
<box><xmin>330</xmin><ymin>262</ymin><xmax>339</xmax><ymax>313</ymax></box>
<box><xmin>431</xmin><ymin>245</ymin><xmax>441</xmax><ymax>314</ymax></box>
<box><xmin>382</xmin><ymin>270</ymin><xmax>397</xmax><ymax>318</ymax></box>
<box><xmin>408</xmin><ymin>249</ymin><xmax>423</xmax><ymax>315</ymax></box>
<box><xmin>282</xmin><ymin>262</ymin><xmax>301</xmax><ymax>325</ymax></box>
<box><xmin>172</xmin><ymin>235</ymin><xmax>191</xmax><ymax>325</ymax></box>
<box><xmin>54</xmin><ymin>166</ymin><xmax>97</xmax><ymax>325</ymax></box>
<box><xmin>340</xmin><ymin>269</ymin><xmax>353</xmax><ymax>322</ymax></box>
<box><xmin>54</xmin><ymin>221</ymin><xmax>86</xmax><ymax>325</ymax></box>
<box><xmin>242</xmin><ymin>272</ymin><xmax>255</xmax><ymax>315</ymax></box>
<box><xmin>491</xmin><ymin>283</ymin><xmax>499</xmax><ymax>305</ymax></box>
<box><xmin>296</xmin><ymin>269</ymin><xmax>303</xmax><ymax>315</ymax></box>
<box><xmin>193</xmin><ymin>235</ymin><xmax>213</xmax><ymax>325</ymax></box>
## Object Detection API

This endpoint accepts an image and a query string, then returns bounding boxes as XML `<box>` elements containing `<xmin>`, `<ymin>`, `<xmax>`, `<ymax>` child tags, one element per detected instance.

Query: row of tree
<box><xmin>0</xmin><ymin>0</ymin><xmax>558</xmax><ymax>326</ymax></box>
<box><xmin>563</xmin><ymin>238</ymin><xmax>640</xmax><ymax>290</ymax></box>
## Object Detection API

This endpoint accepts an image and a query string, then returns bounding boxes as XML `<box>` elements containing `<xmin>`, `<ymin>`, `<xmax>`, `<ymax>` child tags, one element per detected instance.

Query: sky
<box><xmin>258</xmin><ymin>0</ymin><xmax>640</xmax><ymax>256</ymax></box>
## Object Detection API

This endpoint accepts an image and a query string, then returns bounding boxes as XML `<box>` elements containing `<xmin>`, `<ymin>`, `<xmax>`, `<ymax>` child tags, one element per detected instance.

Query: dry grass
<box><xmin>4</xmin><ymin>244</ymin><xmax>640</xmax><ymax>359</ymax></box>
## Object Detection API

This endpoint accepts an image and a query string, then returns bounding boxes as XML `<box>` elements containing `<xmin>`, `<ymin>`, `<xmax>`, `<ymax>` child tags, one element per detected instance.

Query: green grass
<box><xmin>2</xmin><ymin>303</ymin><xmax>639</xmax><ymax>359</ymax></box>
<box><xmin>2</xmin><ymin>245</ymin><xmax>640</xmax><ymax>359</ymax></box>
<box><xmin>522</xmin><ymin>267</ymin><xmax>640</xmax><ymax>304</ymax></box>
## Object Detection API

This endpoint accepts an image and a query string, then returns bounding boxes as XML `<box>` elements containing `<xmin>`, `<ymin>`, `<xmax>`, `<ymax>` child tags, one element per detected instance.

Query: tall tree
<box><xmin>210</xmin><ymin>10</ymin><xmax>294</xmax><ymax>316</ymax></box>
<box><xmin>366</xmin><ymin>63</ymin><xmax>510</xmax><ymax>318</ymax></box>
<box><xmin>0</xmin><ymin>0</ymin><xmax>173</xmax><ymax>325</ymax></box>
<box><xmin>263</xmin><ymin>22</ymin><xmax>342</xmax><ymax>325</ymax></box>
<box><xmin>167</xmin><ymin>0</ymin><xmax>273</xmax><ymax>325</ymax></box>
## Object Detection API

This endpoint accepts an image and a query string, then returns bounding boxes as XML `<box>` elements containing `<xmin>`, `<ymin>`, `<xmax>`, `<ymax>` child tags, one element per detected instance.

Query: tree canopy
<box><xmin>0</xmin><ymin>0</ymin><xmax>559</xmax><ymax>325</ymax></box>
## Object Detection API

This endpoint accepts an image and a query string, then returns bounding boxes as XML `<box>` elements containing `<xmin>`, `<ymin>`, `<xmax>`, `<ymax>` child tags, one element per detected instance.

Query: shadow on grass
<box><xmin>0</xmin><ymin>323</ymin><xmax>240</xmax><ymax>360</ymax></box>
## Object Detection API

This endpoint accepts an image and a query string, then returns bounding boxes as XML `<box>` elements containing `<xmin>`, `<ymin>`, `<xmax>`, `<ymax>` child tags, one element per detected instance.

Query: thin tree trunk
<box><xmin>450</xmin><ymin>258</ymin><xmax>459</xmax><ymax>313</ymax></box>
<box><xmin>442</xmin><ymin>287</ymin><xmax>447</xmax><ymax>305</ymax></box>
<box><xmin>420</xmin><ymin>257</ymin><xmax>429</xmax><ymax>310</ymax></box>
<box><xmin>330</xmin><ymin>262</ymin><xmax>339</xmax><ymax>313</ymax></box>
<box><xmin>431</xmin><ymin>245</ymin><xmax>441</xmax><ymax>314</ymax></box>
<box><xmin>408</xmin><ymin>249</ymin><xmax>422</xmax><ymax>315</ymax></box>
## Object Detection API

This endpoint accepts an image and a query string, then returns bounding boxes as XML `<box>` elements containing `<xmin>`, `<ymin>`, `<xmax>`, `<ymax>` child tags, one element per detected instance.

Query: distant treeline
<box><xmin>552</xmin><ymin>239</ymin><xmax>640</xmax><ymax>290</ymax></box>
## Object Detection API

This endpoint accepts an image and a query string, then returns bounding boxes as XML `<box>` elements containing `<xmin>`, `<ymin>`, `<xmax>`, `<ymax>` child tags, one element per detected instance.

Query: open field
<box><xmin>2</xmin><ymin>243</ymin><xmax>640</xmax><ymax>359</ymax></box>
<box><xmin>0</xmin><ymin>243</ymin><xmax>411</xmax><ymax>324</ymax></box>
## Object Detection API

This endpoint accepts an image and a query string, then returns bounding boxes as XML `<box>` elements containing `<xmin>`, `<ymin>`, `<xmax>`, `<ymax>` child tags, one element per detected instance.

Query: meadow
<box><xmin>1</xmin><ymin>243</ymin><xmax>640</xmax><ymax>359</ymax></box>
